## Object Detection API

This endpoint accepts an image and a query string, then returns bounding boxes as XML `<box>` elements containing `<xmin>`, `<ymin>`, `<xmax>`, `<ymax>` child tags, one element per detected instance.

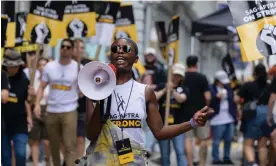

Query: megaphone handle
<box><xmin>99</xmin><ymin>95</ymin><xmax>112</xmax><ymax>124</ymax></box>
<box><xmin>100</xmin><ymin>100</ymin><xmax>105</xmax><ymax>124</ymax></box>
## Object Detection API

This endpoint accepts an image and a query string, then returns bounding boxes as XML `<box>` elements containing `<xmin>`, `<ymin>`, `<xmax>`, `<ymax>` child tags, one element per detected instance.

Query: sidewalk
<box><xmin>147</xmin><ymin>141</ymin><xmax>243</xmax><ymax>166</ymax></box>
<box><xmin>27</xmin><ymin>139</ymin><xmax>243</xmax><ymax>166</ymax></box>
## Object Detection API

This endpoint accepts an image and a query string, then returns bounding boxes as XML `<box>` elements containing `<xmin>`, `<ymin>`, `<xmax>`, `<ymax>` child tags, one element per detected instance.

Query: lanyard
<box><xmin>114</xmin><ymin>79</ymin><xmax>134</xmax><ymax>139</ymax></box>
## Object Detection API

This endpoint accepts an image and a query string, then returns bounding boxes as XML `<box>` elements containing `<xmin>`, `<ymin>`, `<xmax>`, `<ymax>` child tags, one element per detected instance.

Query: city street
<box><xmin>26</xmin><ymin>139</ymin><xmax>243</xmax><ymax>166</ymax></box>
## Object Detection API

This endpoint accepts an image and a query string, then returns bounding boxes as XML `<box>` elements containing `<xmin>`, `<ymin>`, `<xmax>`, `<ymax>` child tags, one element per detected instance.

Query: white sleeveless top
<box><xmin>104</xmin><ymin>79</ymin><xmax>148</xmax><ymax>147</ymax></box>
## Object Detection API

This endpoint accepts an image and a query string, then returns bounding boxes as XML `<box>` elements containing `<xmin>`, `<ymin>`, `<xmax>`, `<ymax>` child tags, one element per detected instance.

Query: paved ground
<box><xmin>26</xmin><ymin>139</ymin><xmax>243</xmax><ymax>166</ymax></box>
<box><xmin>147</xmin><ymin>141</ymin><xmax>243</xmax><ymax>166</ymax></box>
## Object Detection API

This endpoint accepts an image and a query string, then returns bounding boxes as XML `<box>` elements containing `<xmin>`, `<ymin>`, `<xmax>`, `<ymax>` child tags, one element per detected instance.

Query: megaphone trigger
<box><xmin>78</xmin><ymin>61</ymin><xmax>116</xmax><ymax>101</ymax></box>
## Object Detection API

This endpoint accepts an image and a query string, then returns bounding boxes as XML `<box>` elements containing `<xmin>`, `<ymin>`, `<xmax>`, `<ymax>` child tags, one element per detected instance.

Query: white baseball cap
<box><xmin>172</xmin><ymin>63</ymin><xmax>185</xmax><ymax>77</ymax></box>
<box><xmin>215</xmin><ymin>70</ymin><xmax>230</xmax><ymax>84</ymax></box>
<box><xmin>144</xmin><ymin>47</ymin><xmax>156</xmax><ymax>56</ymax></box>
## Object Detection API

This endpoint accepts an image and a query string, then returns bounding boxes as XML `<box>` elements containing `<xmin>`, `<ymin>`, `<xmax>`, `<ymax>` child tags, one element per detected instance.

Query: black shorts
<box><xmin>29</xmin><ymin>105</ymin><xmax>48</xmax><ymax>140</ymax></box>
<box><xmin>77</xmin><ymin>112</ymin><xmax>86</xmax><ymax>137</ymax></box>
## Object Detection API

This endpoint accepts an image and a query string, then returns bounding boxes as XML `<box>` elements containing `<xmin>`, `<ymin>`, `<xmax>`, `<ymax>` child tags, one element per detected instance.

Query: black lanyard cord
<box><xmin>113</xmin><ymin>79</ymin><xmax>134</xmax><ymax>139</ymax></box>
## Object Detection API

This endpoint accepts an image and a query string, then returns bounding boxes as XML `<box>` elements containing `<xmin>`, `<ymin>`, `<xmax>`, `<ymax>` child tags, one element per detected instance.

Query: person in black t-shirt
<box><xmin>183</xmin><ymin>55</ymin><xmax>211</xmax><ymax>166</ymax></box>
<box><xmin>155</xmin><ymin>63</ymin><xmax>189</xmax><ymax>166</ymax></box>
<box><xmin>1</xmin><ymin>71</ymin><xmax>9</xmax><ymax>135</ymax></box>
<box><xmin>236</xmin><ymin>64</ymin><xmax>271</xmax><ymax>166</ymax></box>
<box><xmin>73</xmin><ymin>39</ymin><xmax>91</xmax><ymax>159</ymax></box>
<box><xmin>144</xmin><ymin>47</ymin><xmax>167</xmax><ymax>88</ymax></box>
<box><xmin>1</xmin><ymin>71</ymin><xmax>9</xmax><ymax>103</ymax></box>
<box><xmin>1</xmin><ymin>49</ymin><xmax>32</xmax><ymax>166</ymax></box>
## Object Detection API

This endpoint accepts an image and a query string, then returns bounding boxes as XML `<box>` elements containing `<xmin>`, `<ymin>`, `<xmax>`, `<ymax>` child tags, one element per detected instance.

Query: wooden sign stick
<box><xmin>164</xmin><ymin>65</ymin><xmax>172</xmax><ymax>126</ymax></box>
<box><xmin>95</xmin><ymin>45</ymin><xmax>102</xmax><ymax>61</ymax></box>
<box><xmin>164</xmin><ymin>50</ymin><xmax>174</xmax><ymax>127</ymax></box>
<box><xmin>27</xmin><ymin>44</ymin><xmax>41</xmax><ymax>104</ymax></box>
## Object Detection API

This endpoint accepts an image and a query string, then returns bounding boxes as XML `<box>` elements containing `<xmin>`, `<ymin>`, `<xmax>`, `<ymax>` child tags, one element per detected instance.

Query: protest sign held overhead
<box><xmin>1</xmin><ymin>16</ymin><xmax>8</xmax><ymax>59</ymax></box>
<box><xmin>112</xmin><ymin>3</ymin><xmax>145</xmax><ymax>76</ymax></box>
<box><xmin>90</xmin><ymin>1</ymin><xmax>121</xmax><ymax>46</ymax></box>
<box><xmin>167</xmin><ymin>15</ymin><xmax>180</xmax><ymax>64</ymax></box>
<box><xmin>227</xmin><ymin>0</ymin><xmax>276</xmax><ymax>61</ymax></box>
<box><xmin>221</xmin><ymin>53</ymin><xmax>239</xmax><ymax>89</ymax></box>
<box><xmin>113</xmin><ymin>3</ymin><xmax>137</xmax><ymax>42</ymax></box>
<box><xmin>3</xmin><ymin>1</ymin><xmax>15</xmax><ymax>47</ymax></box>
<box><xmin>62</xmin><ymin>1</ymin><xmax>96</xmax><ymax>39</ymax></box>
<box><xmin>24</xmin><ymin>1</ymin><xmax>66</xmax><ymax>46</ymax></box>
<box><xmin>1</xmin><ymin>16</ymin><xmax>8</xmax><ymax>48</ymax></box>
<box><xmin>94</xmin><ymin>1</ymin><xmax>120</xmax><ymax>23</ymax></box>
<box><xmin>14</xmin><ymin>12</ymin><xmax>38</xmax><ymax>54</ymax></box>
<box><xmin>15</xmin><ymin>12</ymin><xmax>28</xmax><ymax>45</ymax></box>
<box><xmin>155</xmin><ymin>21</ymin><xmax>168</xmax><ymax>59</ymax></box>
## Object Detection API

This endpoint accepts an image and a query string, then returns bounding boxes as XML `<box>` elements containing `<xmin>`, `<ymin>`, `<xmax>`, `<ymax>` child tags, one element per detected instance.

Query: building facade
<box><xmin>133</xmin><ymin>1</ymin><xmax>226</xmax><ymax>81</ymax></box>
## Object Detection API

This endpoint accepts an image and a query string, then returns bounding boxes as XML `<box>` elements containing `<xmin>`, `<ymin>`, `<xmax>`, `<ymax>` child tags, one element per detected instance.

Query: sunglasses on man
<box><xmin>61</xmin><ymin>45</ymin><xmax>72</xmax><ymax>50</ymax></box>
<box><xmin>111</xmin><ymin>45</ymin><xmax>132</xmax><ymax>54</ymax></box>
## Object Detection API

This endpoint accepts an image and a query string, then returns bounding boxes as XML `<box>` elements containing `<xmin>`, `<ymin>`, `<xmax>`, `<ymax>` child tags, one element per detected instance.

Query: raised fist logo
<box><xmin>256</xmin><ymin>24</ymin><xmax>276</xmax><ymax>56</ymax></box>
<box><xmin>255</xmin><ymin>0</ymin><xmax>262</xmax><ymax>5</ymax></box>
<box><xmin>69</xmin><ymin>19</ymin><xmax>84</xmax><ymax>38</ymax></box>
<box><xmin>260</xmin><ymin>24</ymin><xmax>276</xmax><ymax>54</ymax></box>
<box><xmin>18</xmin><ymin>15</ymin><xmax>26</xmax><ymax>36</ymax></box>
<box><xmin>44</xmin><ymin>0</ymin><xmax>51</xmax><ymax>7</ymax></box>
<box><xmin>35</xmin><ymin>22</ymin><xmax>49</xmax><ymax>44</ymax></box>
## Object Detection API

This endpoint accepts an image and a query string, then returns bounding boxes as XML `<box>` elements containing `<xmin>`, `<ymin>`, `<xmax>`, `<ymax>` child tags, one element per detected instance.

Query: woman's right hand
<box><xmin>34</xmin><ymin>105</ymin><xmax>41</xmax><ymax>118</ymax></box>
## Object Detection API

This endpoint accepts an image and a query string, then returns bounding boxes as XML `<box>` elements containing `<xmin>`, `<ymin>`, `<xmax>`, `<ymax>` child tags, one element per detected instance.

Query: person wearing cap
<box><xmin>155</xmin><ymin>63</ymin><xmax>189</xmax><ymax>166</ymax></box>
<box><xmin>1</xmin><ymin>49</ymin><xmax>33</xmax><ymax>166</ymax></box>
<box><xmin>144</xmin><ymin>47</ymin><xmax>167</xmax><ymax>88</ymax></box>
<box><xmin>209</xmin><ymin>70</ymin><xmax>237</xmax><ymax>165</ymax></box>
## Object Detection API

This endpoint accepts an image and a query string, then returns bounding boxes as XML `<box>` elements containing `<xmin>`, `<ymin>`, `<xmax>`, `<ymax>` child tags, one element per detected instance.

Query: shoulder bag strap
<box><xmin>256</xmin><ymin>87</ymin><xmax>267</xmax><ymax>104</ymax></box>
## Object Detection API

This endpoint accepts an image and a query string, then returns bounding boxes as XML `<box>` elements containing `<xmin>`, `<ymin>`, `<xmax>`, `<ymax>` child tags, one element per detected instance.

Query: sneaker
<box><xmin>247</xmin><ymin>162</ymin><xmax>258</xmax><ymax>166</ymax></box>
<box><xmin>223</xmin><ymin>159</ymin><xmax>235</xmax><ymax>165</ymax></box>
<box><xmin>193</xmin><ymin>161</ymin><xmax>199</xmax><ymax>166</ymax></box>
<box><xmin>212</xmin><ymin>160</ymin><xmax>224</xmax><ymax>165</ymax></box>
<box><xmin>146</xmin><ymin>152</ymin><xmax>152</xmax><ymax>158</ymax></box>
<box><xmin>152</xmin><ymin>158</ymin><xmax>161</xmax><ymax>165</ymax></box>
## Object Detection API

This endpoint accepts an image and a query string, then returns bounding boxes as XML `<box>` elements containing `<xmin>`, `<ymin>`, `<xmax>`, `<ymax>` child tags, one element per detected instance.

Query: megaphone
<box><xmin>78</xmin><ymin>61</ymin><xmax>116</xmax><ymax>100</ymax></box>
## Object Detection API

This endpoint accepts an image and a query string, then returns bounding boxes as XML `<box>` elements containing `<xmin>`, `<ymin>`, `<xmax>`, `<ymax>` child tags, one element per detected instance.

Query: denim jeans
<box><xmin>1</xmin><ymin>133</ymin><xmax>28</xmax><ymax>166</ymax></box>
<box><xmin>144</xmin><ymin>125</ymin><xmax>157</xmax><ymax>152</ymax></box>
<box><xmin>211</xmin><ymin>123</ymin><xmax>234</xmax><ymax>162</ymax></box>
<box><xmin>159</xmin><ymin>134</ymin><xmax>187</xmax><ymax>166</ymax></box>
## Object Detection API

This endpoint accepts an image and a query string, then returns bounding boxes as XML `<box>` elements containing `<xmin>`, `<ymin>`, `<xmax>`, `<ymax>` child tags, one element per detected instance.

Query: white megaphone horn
<box><xmin>78</xmin><ymin>61</ymin><xmax>116</xmax><ymax>100</ymax></box>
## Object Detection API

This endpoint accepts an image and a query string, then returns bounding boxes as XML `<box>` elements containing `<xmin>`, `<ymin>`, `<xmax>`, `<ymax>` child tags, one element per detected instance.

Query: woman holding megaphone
<box><xmin>78</xmin><ymin>38</ymin><xmax>214</xmax><ymax>166</ymax></box>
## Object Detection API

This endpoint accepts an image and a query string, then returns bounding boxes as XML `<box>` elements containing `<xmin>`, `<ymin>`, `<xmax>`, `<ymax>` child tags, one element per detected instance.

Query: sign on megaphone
<box><xmin>78</xmin><ymin>61</ymin><xmax>116</xmax><ymax>100</ymax></box>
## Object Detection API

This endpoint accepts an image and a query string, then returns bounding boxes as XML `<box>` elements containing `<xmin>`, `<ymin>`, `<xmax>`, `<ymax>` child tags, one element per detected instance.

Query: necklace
<box><xmin>113</xmin><ymin>79</ymin><xmax>134</xmax><ymax>139</ymax></box>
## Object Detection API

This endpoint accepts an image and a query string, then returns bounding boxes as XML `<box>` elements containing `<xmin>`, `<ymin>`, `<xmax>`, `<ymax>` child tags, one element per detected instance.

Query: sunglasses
<box><xmin>61</xmin><ymin>45</ymin><xmax>72</xmax><ymax>49</ymax></box>
<box><xmin>111</xmin><ymin>45</ymin><xmax>132</xmax><ymax>54</ymax></box>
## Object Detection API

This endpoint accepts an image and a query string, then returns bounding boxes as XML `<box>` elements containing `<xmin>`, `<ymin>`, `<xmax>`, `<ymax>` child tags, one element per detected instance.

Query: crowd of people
<box><xmin>141</xmin><ymin>49</ymin><xmax>276</xmax><ymax>166</ymax></box>
<box><xmin>1</xmin><ymin>37</ymin><xmax>276</xmax><ymax>166</ymax></box>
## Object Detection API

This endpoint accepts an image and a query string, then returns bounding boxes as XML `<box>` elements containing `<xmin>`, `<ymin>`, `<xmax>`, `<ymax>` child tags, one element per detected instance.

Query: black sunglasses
<box><xmin>61</xmin><ymin>45</ymin><xmax>72</xmax><ymax>49</ymax></box>
<box><xmin>111</xmin><ymin>45</ymin><xmax>132</xmax><ymax>54</ymax></box>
